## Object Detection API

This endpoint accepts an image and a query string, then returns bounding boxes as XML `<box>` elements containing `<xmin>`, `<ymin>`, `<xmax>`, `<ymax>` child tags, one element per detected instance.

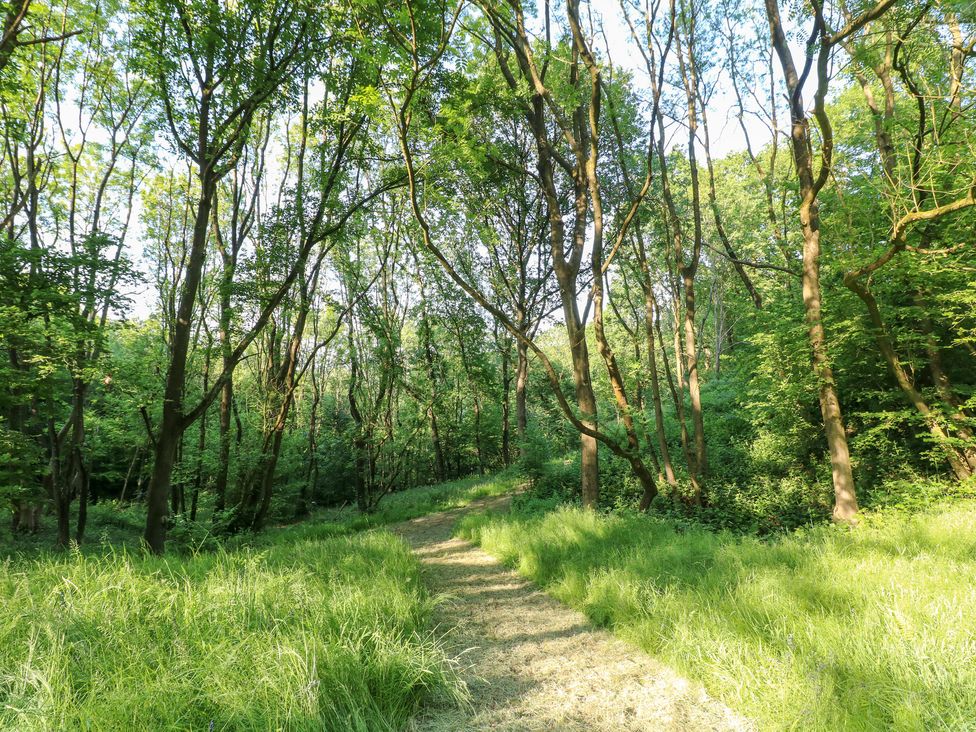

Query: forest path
<box><xmin>392</xmin><ymin>495</ymin><xmax>750</xmax><ymax>731</ymax></box>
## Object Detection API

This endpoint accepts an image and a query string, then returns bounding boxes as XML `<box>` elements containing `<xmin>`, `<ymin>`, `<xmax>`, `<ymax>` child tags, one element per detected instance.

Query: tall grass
<box><xmin>458</xmin><ymin>500</ymin><xmax>976</xmax><ymax>730</ymax></box>
<box><xmin>0</xmin><ymin>528</ymin><xmax>465</xmax><ymax>730</ymax></box>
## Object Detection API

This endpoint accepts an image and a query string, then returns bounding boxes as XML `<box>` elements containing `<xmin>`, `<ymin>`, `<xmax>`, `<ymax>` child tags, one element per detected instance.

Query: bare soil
<box><xmin>393</xmin><ymin>496</ymin><xmax>751</xmax><ymax>731</ymax></box>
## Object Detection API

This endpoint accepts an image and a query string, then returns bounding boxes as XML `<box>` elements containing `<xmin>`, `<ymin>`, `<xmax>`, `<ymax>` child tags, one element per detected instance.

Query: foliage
<box><xmin>0</xmin><ymin>425</ymin><xmax>44</xmax><ymax>511</ymax></box>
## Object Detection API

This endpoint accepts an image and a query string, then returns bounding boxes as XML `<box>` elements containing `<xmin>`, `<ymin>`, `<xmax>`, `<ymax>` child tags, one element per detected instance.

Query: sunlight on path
<box><xmin>393</xmin><ymin>498</ymin><xmax>751</xmax><ymax>731</ymax></box>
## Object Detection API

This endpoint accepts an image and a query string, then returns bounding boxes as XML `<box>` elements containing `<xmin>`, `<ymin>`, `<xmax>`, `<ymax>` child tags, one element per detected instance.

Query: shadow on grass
<box><xmin>457</xmin><ymin>501</ymin><xmax>976</xmax><ymax>731</ymax></box>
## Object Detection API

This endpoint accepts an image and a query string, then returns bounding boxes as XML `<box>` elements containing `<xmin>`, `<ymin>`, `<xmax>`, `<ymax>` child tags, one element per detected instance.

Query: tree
<box><xmin>762</xmin><ymin>0</ymin><xmax>896</xmax><ymax>523</ymax></box>
<box><xmin>137</xmin><ymin>0</ymin><xmax>314</xmax><ymax>552</ymax></box>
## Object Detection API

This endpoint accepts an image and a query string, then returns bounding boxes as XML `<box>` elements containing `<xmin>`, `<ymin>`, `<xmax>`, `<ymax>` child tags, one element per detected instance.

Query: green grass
<box><xmin>457</xmin><ymin>499</ymin><xmax>976</xmax><ymax>731</ymax></box>
<box><xmin>0</xmin><ymin>500</ymin><xmax>148</xmax><ymax>557</ymax></box>
<box><xmin>0</xmin><ymin>525</ymin><xmax>465</xmax><ymax>730</ymax></box>
<box><xmin>349</xmin><ymin>470</ymin><xmax>522</xmax><ymax>527</ymax></box>
<box><xmin>0</xmin><ymin>470</ymin><xmax>523</xmax><ymax>559</ymax></box>
<box><xmin>0</xmin><ymin>472</ymin><xmax>523</xmax><ymax>730</ymax></box>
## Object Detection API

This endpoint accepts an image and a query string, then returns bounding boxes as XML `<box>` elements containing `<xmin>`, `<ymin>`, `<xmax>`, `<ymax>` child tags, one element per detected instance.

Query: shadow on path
<box><xmin>392</xmin><ymin>497</ymin><xmax>751</xmax><ymax>732</ymax></box>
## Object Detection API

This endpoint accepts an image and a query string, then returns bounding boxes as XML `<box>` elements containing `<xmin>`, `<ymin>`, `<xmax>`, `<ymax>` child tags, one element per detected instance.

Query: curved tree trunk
<box><xmin>765</xmin><ymin>0</ymin><xmax>860</xmax><ymax>522</ymax></box>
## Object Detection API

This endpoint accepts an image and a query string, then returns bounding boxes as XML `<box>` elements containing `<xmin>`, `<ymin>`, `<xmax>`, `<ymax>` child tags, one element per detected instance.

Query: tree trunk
<box><xmin>120</xmin><ymin>446</ymin><xmax>141</xmax><ymax>503</ymax></box>
<box><xmin>301</xmin><ymin>355</ymin><xmax>322</xmax><ymax>516</ymax></box>
<box><xmin>847</xmin><ymin>279</ymin><xmax>973</xmax><ymax>479</ymax></box>
<box><xmin>682</xmin><ymin>268</ymin><xmax>706</xmax><ymax>483</ymax></box>
<box><xmin>144</xmin><ymin>176</ymin><xmax>215</xmax><ymax>553</ymax></box>
<box><xmin>644</xmin><ymin>291</ymin><xmax>677</xmax><ymax>489</ymax></box>
<box><xmin>677</xmin><ymin>25</ymin><xmax>708</xmax><ymax>485</ymax></box>
<box><xmin>191</xmin><ymin>345</ymin><xmax>210</xmax><ymax>522</ymax></box>
<box><xmin>577</xmin><ymin>48</ymin><xmax>658</xmax><ymax>510</ymax></box>
<box><xmin>516</xmin><ymin>337</ymin><xmax>529</xmax><ymax>438</ymax></box>
<box><xmin>73</xmin><ymin>449</ymin><xmax>89</xmax><ymax>545</ymax></box>
<box><xmin>48</xmin><ymin>418</ymin><xmax>70</xmax><ymax>549</ymax></box>
<box><xmin>563</xmin><ymin>294</ymin><xmax>600</xmax><ymax>507</ymax></box>
<box><xmin>801</xmin><ymin>161</ymin><xmax>858</xmax><ymax>521</ymax></box>
<box><xmin>70</xmin><ymin>379</ymin><xmax>89</xmax><ymax>544</ymax></box>
<box><xmin>420</xmin><ymin>314</ymin><xmax>446</xmax><ymax>481</ymax></box>
<box><xmin>500</xmin><ymin>337</ymin><xmax>512</xmax><ymax>466</ymax></box>
<box><xmin>766</xmin><ymin>0</ymin><xmax>859</xmax><ymax>522</ymax></box>
<box><xmin>348</xmin><ymin>322</ymin><xmax>369</xmax><ymax>512</ymax></box>
<box><xmin>214</xmin><ymin>284</ymin><xmax>234</xmax><ymax>513</ymax></box>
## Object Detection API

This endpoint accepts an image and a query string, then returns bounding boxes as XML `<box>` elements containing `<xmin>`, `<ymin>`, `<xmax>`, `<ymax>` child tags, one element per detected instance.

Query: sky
<box><xmin>537</xmin><ymin>0</ymin><xmax>785</xmax><ymax>157</ymax></box>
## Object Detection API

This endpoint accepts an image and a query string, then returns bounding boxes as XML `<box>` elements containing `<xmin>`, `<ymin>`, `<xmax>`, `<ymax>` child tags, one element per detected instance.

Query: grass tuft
<box><xmin>344</xmin><ymin>470</ymin><xmax>523</xmax><ymax>529</ymax></box>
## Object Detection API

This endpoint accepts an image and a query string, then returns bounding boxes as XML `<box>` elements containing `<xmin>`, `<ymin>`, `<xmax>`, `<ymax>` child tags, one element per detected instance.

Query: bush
<box><xmin>0</xmin><ymin>425</ymin><xmax>45</xmax><ymax>517</ymax></box>
<box><xmin>516</xmin><ymin>426</ymin><xmax>579</xmax><ymax>502</ymax></box>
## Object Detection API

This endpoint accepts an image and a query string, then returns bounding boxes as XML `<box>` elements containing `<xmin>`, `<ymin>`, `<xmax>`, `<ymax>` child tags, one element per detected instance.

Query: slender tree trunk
<box><xmin>516</xmin><ymin>337</ymin><xmax>529</xmax><ymax>438</ymax></box>
<box><xmin>214</xmin><ymin>285</ymin><xmax>234</xmax><ymax>513</ymax></box>
<box><xmin>454</xmin><ymin>323</ymin><xmax>485</xmax><ymax>474</ymax></box>
<box><xmin>419</xmin><ymin>307</ymin><xmax>446</xmax><ymax>481</ymax></box>
<box><xmin>500</xmin><ymin>337</ymin><xmax>512</xmax><ymax>465</ymax></box>
<box><xmin>803</xmin><ymin>177</ymin><xmax>858</xmax><ymax>521</ymax></box>
<box><xmin>766</xmin><ymin>0</ymin><xmax>859</xmax><ymax>522</ymax></box>
<box><xmin>714</xmin><ymin>285</ymin><xmax>725</xmax><ymax>374</ymax></box>
<box><xmin>847</xmin><ymin>279</ymin><xmax>973</xmax><ymax>478</ymax></box>
<box><xmin>120</xmin><ymin>446</ymin><xmax>141</xmax><ymax>503</ymax></box>
<box><xmin>577</xmin><ymin>43</ymin><xmax>659</xmax><ymax>509</ymax></box>
<box><xmin>191</xmin><ymin>345</ymin><xmax>210</xmax><ymax>522</ymax></box>
<box><xmin>644</xmin><ymin>291</ymin><xmax>677</xmax><ymax>491</ymax></box>
<box><xmin>69</xmin><ymin>379</ymin><xmax>90</xmax><ymax>544</ymax></box>
<box><xmin>48</xmin><ymin>417</ymin><xmax>70</xmax><ymax>548</ymax></box>
<box><xmin>252</xmin><ymin>299</ymin><xmax>312</xmax><ymax>530</ymax></box>
<box><xmin>473</xmin><ymin>393</ymin><xmax>484</xmax><ymax>474</ymax></box>
<box><xmin>918</xmin><ymin>308</ymin><xmax>976</xmax><ymax>458</ymax></box>
<box><xmin>562</xmin><ymin>288</ymin><xmax>600</xmax><ymax>507</ymax></box>
<box><xmin>699</xmin><ymin>89</ymin><xmax>761</xmax><ymax>309</ymax></box>
<box><xmin>144</xmin><ymin>176</ymin><xmax>215</xmax><ymax>553</ymax></box>
<box><xmin>669</xmin><ymin>290</ymin><xmax>695</xmax><ymax>478</ymax></box>
<box><xmin>677</xmin><ymin>22</ymin><xmax>708</xmax><ymax>484</ymax></box>
<box><xmin>348</xmin><ymin>321</ymin><xmax>369</xmax><ymax>512</ymax></box>
<box><xmin>682</xmin><ymin>270</ymin><xmax>706</xmax><ymax>482</ymax></box>
<box><xmin>302</xmin><ymin>354</ymin><xmax>322</xmax><ymax>515</ymax></box>
<box><xmin>73</xmin><ymin>444</ymin><xmax>89</xmax><ymax>544</ymax></box>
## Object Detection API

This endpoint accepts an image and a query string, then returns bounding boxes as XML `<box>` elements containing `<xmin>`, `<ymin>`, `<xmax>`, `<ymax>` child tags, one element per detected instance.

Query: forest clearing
<box><xmin>2</xmin><ymin>0</ymin><xmax>975</xmax><ymax>728</ymax></box>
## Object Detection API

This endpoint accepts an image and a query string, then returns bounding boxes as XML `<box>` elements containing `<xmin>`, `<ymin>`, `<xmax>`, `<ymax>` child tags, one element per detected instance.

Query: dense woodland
<box><xmin>2</xmin><ymin>0</ymin><xmax>974</xmax><ymax>557</ymax></box>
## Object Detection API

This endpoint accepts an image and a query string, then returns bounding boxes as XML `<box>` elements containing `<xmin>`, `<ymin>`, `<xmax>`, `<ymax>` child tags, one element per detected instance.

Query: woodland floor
<box><xmin>392</xmin><ymin>496</ymin><xmax>752</xmax><ymax>731</ymax></box>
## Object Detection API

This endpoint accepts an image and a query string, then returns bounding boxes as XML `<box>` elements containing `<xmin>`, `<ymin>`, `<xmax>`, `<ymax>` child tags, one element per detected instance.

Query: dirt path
<box><xmin>393</xmin><ymin>496</ymin><xmax>751</xmax><ymax>731</ymax></box>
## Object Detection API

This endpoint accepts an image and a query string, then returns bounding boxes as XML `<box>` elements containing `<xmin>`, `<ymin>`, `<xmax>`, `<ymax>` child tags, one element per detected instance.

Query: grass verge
<box><xmin>457</xmin><ymin>499</ymin><xmax>976</xmax><ymax>731</ymax></box>
<box><xmin>0</xmin><ymin>526</ymin><xmax>465</xmax><ymax>731</ymax></box>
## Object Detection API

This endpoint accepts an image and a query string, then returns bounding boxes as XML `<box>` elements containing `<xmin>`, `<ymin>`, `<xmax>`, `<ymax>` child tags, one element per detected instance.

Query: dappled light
<box><xmin>395</xmin><ymin>499</ymin><xmax>749</xmax><ymax>731</ymax></box>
